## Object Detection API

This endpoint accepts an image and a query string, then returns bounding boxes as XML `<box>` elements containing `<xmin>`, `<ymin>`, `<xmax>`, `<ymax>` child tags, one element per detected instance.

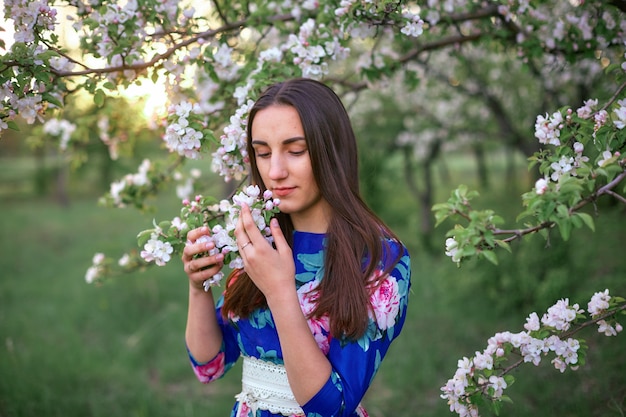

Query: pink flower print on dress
<box><xmin>192</xmin><ymin>351</ymin><xmax>226</xmax><ymax>383</ymax></box>
<box><xmin>369</xmin><ymin>273</ymin><xmax>401</xmax><ymax>330</ymax></box>
<box><xmin>237</xmin><ymin>401</ymin><xmax>252</xmax><ymax>417</ymax></box>
<box><xmin>309</xmin><ymin>315</ymin><xmax>331</xmax><ymax>354</ymax></box>
<box><xmin>297</xmin><ymin>280</ymin><xmax>331</xmax><ymax>353</ymax></box>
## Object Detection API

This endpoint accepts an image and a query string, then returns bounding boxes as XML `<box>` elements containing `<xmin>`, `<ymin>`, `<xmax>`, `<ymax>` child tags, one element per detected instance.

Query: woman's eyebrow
<box><xmin>251</xmin><ymin>136</ymin><xmax>306</xmax><ymax>146</ymax></box>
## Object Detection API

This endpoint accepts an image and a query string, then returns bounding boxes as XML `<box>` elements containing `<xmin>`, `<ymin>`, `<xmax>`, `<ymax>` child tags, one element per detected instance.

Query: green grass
<box><xmin>1</xmin><ymin>156</ymin><xmax>625</xmax><ymax>417</ymax></box>
<box><xmin>0</xmin><ymin>197</ymin><xmax>242</xmax><ymax>417</ymax></box>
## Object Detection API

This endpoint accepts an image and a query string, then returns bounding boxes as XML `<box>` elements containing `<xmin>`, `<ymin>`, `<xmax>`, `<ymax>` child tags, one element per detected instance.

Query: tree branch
<box><xmin>466</xmin><ymin>302</ymin><xmax>626</xmax><ymax>400</ymax></box>
<box><xmin>49</xmin><ymin>13</ymin><xmax>296</xmax><ymax>77</ymax></box>
<box><xmin>491</xmin><ymin>168</ymin><xmax>626</xmax><ymax>243</ymax></box>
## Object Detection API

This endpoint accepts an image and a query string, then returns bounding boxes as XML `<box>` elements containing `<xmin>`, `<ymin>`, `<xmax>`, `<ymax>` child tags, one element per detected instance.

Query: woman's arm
<box><xmin>235</xmin><ymin>206</ymin><xmax>332</xmax><ymax>405</ymax></box>
<box><xmin>182</xmin><ymin>226</ymin><xmax>225</xmax><ymax>362</ymax></box>
<box><xmin>266</xmin><ymin>283</ymin><xmax>333</xmax><ymax>404</ymax></box>
<box><xmin>303</xmin><ymin>242</ymin><xmax>412</xmax><ymax>416</ymax></box>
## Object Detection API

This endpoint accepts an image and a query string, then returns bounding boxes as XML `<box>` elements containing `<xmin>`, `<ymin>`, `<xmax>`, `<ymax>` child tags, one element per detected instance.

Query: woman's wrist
<box><xmin>265</xmin><ymin>284</ymin><xmax>299</xmax><ymax>310</ymax></box>
<box><xmin>189</xmin><ymin>281</ymin><xmax>212</xmax><ymax>295</ymax></box>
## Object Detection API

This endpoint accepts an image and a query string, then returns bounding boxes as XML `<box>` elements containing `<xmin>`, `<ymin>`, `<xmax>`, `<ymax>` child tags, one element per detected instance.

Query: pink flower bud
<box><xmin>573</xmin><ymin>142</ymin><xmax>584</xmax><ymax>153</ymax></box>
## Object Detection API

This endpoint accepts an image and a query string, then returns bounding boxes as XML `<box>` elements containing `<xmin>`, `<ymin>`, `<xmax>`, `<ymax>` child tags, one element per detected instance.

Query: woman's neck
<box><xmin>290</xmin><ymin>210</ymin><xmax>330</xmax><ymax>233</ymax></box>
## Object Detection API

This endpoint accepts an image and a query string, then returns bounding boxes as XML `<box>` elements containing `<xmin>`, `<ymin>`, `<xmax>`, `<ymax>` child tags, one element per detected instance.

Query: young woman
<box><xmin>181</xmin><ymin>78</ymin><xmax>411</xmax><ymax>417</ymax></box>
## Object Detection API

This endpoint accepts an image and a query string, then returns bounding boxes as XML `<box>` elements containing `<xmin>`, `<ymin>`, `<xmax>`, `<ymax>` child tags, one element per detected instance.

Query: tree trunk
<box><xmin>473</xmin><ymin>142</ymin><xmax>489</xmax><ymax>188</ymax></box>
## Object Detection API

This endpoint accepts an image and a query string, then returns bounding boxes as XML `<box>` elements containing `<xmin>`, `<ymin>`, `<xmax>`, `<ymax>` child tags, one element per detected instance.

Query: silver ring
<box><xmin>241</xmin><ymin>241</ymin><xmax>252</xmax><ymax>250</ymax></box>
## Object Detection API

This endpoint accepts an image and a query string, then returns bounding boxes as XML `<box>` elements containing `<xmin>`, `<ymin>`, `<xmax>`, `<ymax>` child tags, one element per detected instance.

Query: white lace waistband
<box><xmin>235</xmin><ymin>356</ymin><xmax>304</xmax><ymax>417</ymax></box>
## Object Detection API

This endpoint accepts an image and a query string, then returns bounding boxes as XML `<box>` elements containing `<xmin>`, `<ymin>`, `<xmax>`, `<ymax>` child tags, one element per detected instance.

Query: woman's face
<box><xmin>250</xmin><ymin>105</ymin><xmax>331</xmax><ymax>233</ymax></box>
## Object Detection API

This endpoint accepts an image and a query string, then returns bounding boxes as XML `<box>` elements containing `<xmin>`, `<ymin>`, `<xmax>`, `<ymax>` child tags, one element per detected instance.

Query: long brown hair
<box><xmin>222</xmin><ymin>78</ymin><xmax>401</xmax><ymax>339</ymax></box>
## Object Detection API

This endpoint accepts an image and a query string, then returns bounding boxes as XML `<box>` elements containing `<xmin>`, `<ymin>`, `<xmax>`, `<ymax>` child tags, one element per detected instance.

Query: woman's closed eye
<box><xmin>254</xmin><ymin>148</ymin><xmax>307</xmax><ymax>158</ymax></box>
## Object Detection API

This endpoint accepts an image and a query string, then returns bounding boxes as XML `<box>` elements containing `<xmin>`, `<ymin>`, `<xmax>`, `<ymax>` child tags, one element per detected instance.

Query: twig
<box><xmin>600</xmin><ymin>80</ymin><xmax>626</xmax><ymax>112</ymax></box>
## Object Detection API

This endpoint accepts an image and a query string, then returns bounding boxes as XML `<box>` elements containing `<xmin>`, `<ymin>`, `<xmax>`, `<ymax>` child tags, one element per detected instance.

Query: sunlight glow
<box><xmin>0</xmin><ymin>9</ymin><xmax>15</xmax><ymax>51</ymax></box>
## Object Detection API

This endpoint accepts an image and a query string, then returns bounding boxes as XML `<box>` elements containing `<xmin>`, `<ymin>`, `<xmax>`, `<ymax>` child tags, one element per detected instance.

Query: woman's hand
<box><xmin>234</xmin><ymin>204</ymin><xmax>295</xmax><ymax>298</ymax></box>
<box><xmin>182</xmin><ymin>226</ymin><xmax>224</xmax><ymax>292</ymax></box>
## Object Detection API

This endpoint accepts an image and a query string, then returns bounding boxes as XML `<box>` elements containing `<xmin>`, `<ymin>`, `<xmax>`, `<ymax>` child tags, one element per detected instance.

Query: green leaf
<box><xmin>556</xmin><ymin>218</ymin><xmax>572</xmax><ymax>241</ymax></box>
<box><xmin>496</xmin><ymin>240</ymin><xmax>511</xmax><ymax>253</ymax></box>
<box><xmin>94</xmin><ymin>89</ymin><xmax>105</xmax><ymax>107</ymax></box>
<box><xmin>492</xmin><ymin>399</ymin><xmax>503</xmax><ymax>416</ymax></box>
<box><xmin>42</xmin><ymin>93</ymin><xmax>63</xmax><ymax>108</ymax></box>
<box><xmin>482</xmin><ymin>250</ymin><xmax>499</xmax><ymax>265</ymax></box>
<box><xmin>499</xmin><ymin>395</ymin><xmax>514</xmax><ymax>406</ymax></box>
<box><xmin>575</xmin><ymin>212</ymin><xmax>595</xmax><ymax>231</ymax></box>
<box><xmin>556</xmin><ymin>204</ymin><xmax>570</xmax><ymax>218</ymax></box>
<box><xmin>136</xmin><ymin>229</ymin><xmax>153</xmax><ymax>247</ymax></box>
<box><xmin>6</xmin><ymin>120</ymin><xmax>20</xmax><ymax>131</ymax></box>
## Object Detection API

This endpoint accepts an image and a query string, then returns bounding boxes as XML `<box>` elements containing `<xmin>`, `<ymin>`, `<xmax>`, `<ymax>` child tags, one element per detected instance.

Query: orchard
<box><xmin>2</xmin><ymin>1</ymin><xmax>625</xmax><ymax>416</ymax></box>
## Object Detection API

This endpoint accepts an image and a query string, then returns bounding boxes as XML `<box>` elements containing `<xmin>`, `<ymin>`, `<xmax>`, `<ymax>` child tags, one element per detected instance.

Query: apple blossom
<box><xmin>613</xmin><ymin>98</ymin><xmax>626</xmax><ymax>129</ymax></box>
<box><xmin>534</xmin><ymin>111</ymin><xmax>563</xmax><ymax>146</ymax></box>
<box><xmin>441</xmin><ymin>290</ymin><xmax>625</xmax><ymax>416</ymax></box>
<box><xmin>534</xmin><ymin>177</ymin><xmax>549</xmax><ymax>195</ymax></box>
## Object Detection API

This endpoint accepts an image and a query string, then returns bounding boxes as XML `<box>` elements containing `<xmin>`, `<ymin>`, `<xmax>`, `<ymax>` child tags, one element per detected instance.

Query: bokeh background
<box><xmin>2</xmin><ymin>2</ymin><xmax>626</xmax><ymax>415</ymax></box>
<box><xmin>1</xmin><ymin>110</ymin><xmax>625</xmax><ymax>416</ymax></box>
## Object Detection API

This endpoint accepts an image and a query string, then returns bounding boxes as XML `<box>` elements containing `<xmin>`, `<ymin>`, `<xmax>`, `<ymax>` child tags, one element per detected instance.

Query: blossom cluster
<box><xmin>211</xmin><ymin>100</ymin><xmax>254</xmax><ymax>181</ymax></box>
<box><xmin>534</xmin><ymin>111</ymin><xmax>563</xmax><ymax>146</ymax></box>
<box><xmin>1</xmin><ymin>70</ymin><xmax>49</xmax><ymax>128</ymax></box>
<box><xmin>136</xmin><ymin>185</ymin><xmax>280</xmax><ymax>290</ymax></box>
<box><xmin>174</xmin><ymin>168</ymin><xmax>202</xmax><ymax>201</ymax></box>
<box><xmin>83</xmin><ymin>249</ymin><xmax>142</xmax><ymax>285</ymax></box>
<box><xmin>400</xmin><ymin>9</ymin><xmax>425</xmax><ymax>38</ymax></box>
<box><xmin>441</xmin><ymin>290</ymin><xmax>624</xmax><ymax>417</ymax></box>
<box><xmin>42</xmin><ymin>118</ymin><xmax>76</xmax><ymax>150</ymax></box>
<box><xmin>104</xmin><ymin>159</ymin><xmax>153</xmax><ymax>207</ymax></box>
<box><xmin>85</xmin><ymin>253</ymin><xmax>106</xmax><ymax>284</ymax></box>
<box><xmin>532</xmin><ymin>97</ymin><xmax>626</xmax><ymax>195</ymax></box>
<box><xmin>5</xmin><ymin>0</ymin><xmax>58</xmax><ymax>43</ymax></box>
<box><xmin>163</xmin><ymin>102</ymin><xmax>207</xmax><ymax>160</ymax></box>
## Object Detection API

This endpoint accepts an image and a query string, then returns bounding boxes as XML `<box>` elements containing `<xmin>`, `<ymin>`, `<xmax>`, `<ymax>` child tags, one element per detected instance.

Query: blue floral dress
<box><xmin>188</xmin><ymin>231</ymin><xmax>411</xmax><ymax>417</ymax></box>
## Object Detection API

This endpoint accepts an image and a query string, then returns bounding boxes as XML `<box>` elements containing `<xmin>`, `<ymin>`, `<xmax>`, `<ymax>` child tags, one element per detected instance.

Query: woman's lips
<box><xmin>272</xmin><ymin>187</ymin><xmax>295</xmax><ymax>197</ymax></box>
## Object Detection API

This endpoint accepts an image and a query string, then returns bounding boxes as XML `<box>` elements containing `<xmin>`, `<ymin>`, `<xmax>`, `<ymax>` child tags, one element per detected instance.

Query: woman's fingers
<box><xmin>182</xmin><ymin>226</ymin><xmax>211</xmax><ymax>260</ymax></box>
<box><xmin>234</xmin><ymin>204</ymin><xmax>257</xmax><ymax>250</ymax></box>
<box><xmin>187</xmin><ymin>226</ymin><xmax>210</xmax><ymax>243</ymax></box>
<box><xmin>182</xmin><ymin>226</ymin><xmax>224</xmax><ymax>288</ymax></box>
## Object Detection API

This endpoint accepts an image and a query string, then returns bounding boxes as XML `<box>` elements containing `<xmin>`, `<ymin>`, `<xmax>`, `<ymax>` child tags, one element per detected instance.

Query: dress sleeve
<box><xmin>302</xmin><ymin>241</ymin><xmax>411</xmax><ymax>417</ymax></box>
<box><xmin>187</xmin><ymin>294</ymin><xmax>242</xmax><ymax>383</ymax></box>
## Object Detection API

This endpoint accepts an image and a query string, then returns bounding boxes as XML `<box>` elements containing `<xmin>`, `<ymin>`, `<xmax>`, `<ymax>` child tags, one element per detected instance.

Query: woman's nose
<box><xmin>268</xmin><ymin>155</ymin><xmax>287</xmax><ymax>180</ymax></box>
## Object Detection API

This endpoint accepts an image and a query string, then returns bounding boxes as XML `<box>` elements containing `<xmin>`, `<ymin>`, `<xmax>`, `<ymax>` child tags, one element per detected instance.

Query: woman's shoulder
<box><xmin>382</xmin><ymin>233</ymin><xmax>409</xmax><ymax>256</ymax></box>
<box><xmin>379</xmin><ymin>234</ymin><xmax>411</xmax><ymax>273</ymax></box>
